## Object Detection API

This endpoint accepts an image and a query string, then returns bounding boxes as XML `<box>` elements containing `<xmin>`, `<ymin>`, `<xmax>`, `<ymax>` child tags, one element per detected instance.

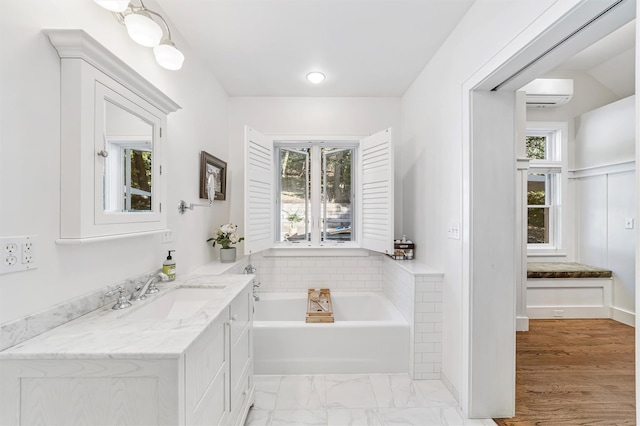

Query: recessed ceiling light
<box><xmin>306</xmin><ymin>72</ymin><xmax>326</xmax><ymax>84</ymax></box>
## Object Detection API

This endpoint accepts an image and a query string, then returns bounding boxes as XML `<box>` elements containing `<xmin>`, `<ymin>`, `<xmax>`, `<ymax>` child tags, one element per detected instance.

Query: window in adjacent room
<box><xmin>525</xmin><ymin>123</ymin><xmax>567</xmax><ymax>251</ymax></box>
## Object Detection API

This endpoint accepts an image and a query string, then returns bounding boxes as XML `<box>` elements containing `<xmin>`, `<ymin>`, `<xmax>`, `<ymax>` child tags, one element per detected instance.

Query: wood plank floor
<box><xmin>494</xmin><ymin>319</ymin><xmax>635</xmax><ymax>426</ymax></box>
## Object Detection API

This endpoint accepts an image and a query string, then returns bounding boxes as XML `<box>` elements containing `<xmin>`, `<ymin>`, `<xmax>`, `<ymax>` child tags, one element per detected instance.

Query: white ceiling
<box><xmin>153</xmin><ymin>0</ymin><xmax>475</xmax><ymax>97</ymax></box>
<box><xmin>552</xmin><ymin>19</ymin><xmax>635</xmax><ymax>98</ymax></box>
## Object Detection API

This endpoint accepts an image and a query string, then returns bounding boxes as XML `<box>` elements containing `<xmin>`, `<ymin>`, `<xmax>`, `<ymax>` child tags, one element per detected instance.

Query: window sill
<box><xmin>263</xmin><ymin>243</ymin><xmax>370</xmax><ymax>257</ymax></box>
<box><xmin>527</xmin><ymin>248</ymin><xmax>568</xmax><ymax>257</ymax></box>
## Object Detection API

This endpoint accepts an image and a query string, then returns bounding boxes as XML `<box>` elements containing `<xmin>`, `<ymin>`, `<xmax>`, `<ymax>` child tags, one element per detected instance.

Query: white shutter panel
<box><xmin>244</xmin><ymin>126</ymin><xmax>274</xmax><ymax>255</ymax></box>
<box><xmin>360</xmin><ymin>128</ymin><xmax>394</xmax><ymax>254</ymax></box>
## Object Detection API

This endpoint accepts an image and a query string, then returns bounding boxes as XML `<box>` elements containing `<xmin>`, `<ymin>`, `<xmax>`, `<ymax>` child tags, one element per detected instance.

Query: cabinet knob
<box><xmin>230</xmin><ymin>314</ymin><xmax>239</xmax><ymax>322</ymax></box>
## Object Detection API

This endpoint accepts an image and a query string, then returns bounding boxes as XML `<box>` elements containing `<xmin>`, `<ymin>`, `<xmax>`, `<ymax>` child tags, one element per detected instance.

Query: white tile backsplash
<box><xmin>382</xmin><ymin>257</ymin><xmax>444</xmax><ymax>381</ymax></box>
<box><xmin>248</xmin><ymin>252</ymin><xmax>384</xmax><ymax>293</ymax></box>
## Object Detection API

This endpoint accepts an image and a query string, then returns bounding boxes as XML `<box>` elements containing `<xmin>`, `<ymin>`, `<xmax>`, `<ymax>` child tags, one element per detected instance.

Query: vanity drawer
<box><xmin>229</xmin><ymin>287</ymin><xmax>251</xmax><ymax>345</ymax></box>
<box><xmin>185</xmin><ymin>310</ymin><xmax>228</xmax><ymax>416</ymax></box>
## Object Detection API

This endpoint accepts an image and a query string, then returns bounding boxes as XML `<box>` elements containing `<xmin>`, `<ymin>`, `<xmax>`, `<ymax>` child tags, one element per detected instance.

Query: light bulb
<box><xmin>154</xmin><ymin>41</ymin><xmax>185</xmax><ymax>71</ymax></box>
<box><xmin>306</xmin><ymin>72</ymin><xmax>326</xmax><ymax>84</ymax></box>
<box><xmin>124</xmin><ymin>11</ymin><xmax>162</xmax><ymax>47</ymax></box>
<box><xmin>94</xmin><ymin>0</ymin><xmax>130</xmax><ymax>12</ymax></box>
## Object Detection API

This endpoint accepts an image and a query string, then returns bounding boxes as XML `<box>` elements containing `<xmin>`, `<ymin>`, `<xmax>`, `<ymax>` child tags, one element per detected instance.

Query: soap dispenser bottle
<box><xmin>163</xmin><ymin>250</ymin><xmax>176</xmax><ymax>281</ymax></box>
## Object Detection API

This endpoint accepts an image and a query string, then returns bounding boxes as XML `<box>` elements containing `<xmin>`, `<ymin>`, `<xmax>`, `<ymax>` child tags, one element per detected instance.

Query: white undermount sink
<box><xmin>120</xmin><ymin>287</ymin><xmax>225</xmax><ymax>320</ymax></box>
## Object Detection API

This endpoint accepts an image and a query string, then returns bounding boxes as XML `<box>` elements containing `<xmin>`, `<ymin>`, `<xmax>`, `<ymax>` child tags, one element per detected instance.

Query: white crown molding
<box><xmin>44</xmin><ymin>29</ymin><xmax>180</xmax><ymax>114</ymax></box>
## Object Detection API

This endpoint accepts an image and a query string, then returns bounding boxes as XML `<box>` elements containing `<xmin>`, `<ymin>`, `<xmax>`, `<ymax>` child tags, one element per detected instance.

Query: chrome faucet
<box><xmin>105</xmin><ymin>285</ymin><xmax>132</xmax><ymax>310</ymax></box>
<box><xmin>130</xmin><ymin>272</ymin><xmax>169</xmax><ymax>301</ymax></box>
<box><xmin>244</xmin><ymin>264</ymin><xmax>256</xmax><ymax>274</ymax></box>
<box><xmin>252</xmin><ymin>280</ymin><xmax>261</xmax><ymax>301</ymax></box>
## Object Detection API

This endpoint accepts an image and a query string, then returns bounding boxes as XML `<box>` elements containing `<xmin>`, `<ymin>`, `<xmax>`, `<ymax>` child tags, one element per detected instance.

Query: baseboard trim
<box><xmin>516</xmin><ymin>316</ymin><xmax>529</xmax><ymax>331</ymax></box>
<box><xmin>527</xmin><ymin>306</ymin><xmax>610</xmax><ymax>319</ymax></box>
<box><xmin>441</xmin><ymin>370</ymin><xmax>460</xmax><ymax>404</ymax></box>
<box><xmin>611</xmin><ymin>307</ymin><xmax>635</xmax><ymax>327</ymax></box>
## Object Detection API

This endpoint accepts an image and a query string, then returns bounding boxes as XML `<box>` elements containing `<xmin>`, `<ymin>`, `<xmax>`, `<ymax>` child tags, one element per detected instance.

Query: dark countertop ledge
<box><xmin>527</xmin><ymin>262</ymin><xmax>613</xmax><ymax>279</ymax></box>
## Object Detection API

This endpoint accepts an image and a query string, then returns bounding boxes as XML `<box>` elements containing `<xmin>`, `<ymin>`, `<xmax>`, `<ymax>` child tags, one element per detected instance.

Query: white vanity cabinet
<box><xmin>185</xmin><ymin>285</ymin><xmax>254</xmax><ymax>426</ymax></box>
<box><xmin>229</xmin><ymin>285</ymin><xmax>254</xmax><ymax>425</ymax></box>
<box><xmin>185</xmin><ymin>310</ymin><xmax>230</xmax><ymax>426</ymax></box>
<box><xmin>0</xmin><ymin>278</ymin><xmax>255</xmax><ymax>426</ymax></box>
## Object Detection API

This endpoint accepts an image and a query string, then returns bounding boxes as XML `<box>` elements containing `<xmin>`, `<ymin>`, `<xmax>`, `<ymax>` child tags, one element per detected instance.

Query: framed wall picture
<box><xmin>200</xmin><ymin>151</ymin><xmax>227</xmax><ymax>201</ymax></box>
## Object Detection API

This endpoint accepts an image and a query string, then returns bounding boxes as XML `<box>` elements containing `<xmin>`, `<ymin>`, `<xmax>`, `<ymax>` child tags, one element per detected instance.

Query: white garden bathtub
<box><xmin>253</xmin><ymin>292</ymin><xmax>409</xmax><ymax>375</ymax></box>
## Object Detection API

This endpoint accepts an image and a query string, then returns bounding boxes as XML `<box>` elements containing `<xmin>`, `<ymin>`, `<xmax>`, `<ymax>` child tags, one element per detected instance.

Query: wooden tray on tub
<box><xmin>306</xmin><ymin>288</ymin><xmax>334</xmax><ymax>323</ymax></box>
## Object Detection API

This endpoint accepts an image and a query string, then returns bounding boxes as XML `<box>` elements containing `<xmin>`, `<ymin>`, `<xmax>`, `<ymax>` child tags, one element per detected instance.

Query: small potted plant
<box><xmin>207</xmin><ymin>223</ymin><xmax>244</xmax><ymax>263</ymax></box>
<box><xmin>284</xmin><ymin>208</ymin><xmax>304</xmax><ymax>235</ymax></box>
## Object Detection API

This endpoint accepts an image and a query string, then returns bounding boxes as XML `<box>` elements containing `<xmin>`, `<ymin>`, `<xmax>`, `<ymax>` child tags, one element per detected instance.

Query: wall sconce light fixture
<box><xmin>94</xmin><ymin>0</ymin><xmax>185</xmax><ymax>71</ymax></box>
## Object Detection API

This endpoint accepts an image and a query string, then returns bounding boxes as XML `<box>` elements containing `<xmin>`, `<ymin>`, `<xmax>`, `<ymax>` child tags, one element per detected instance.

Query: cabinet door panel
<box><xmin>230</xmin><ymin>361</ymin><xmax>253</xmax><ymax>425</ymax></box>
<box><xmin>186</xmin><ymin>312</ymin><xmax>227</xmax><ymax>415</ymax></box>
<box><xmin>20</xmin><ymin>377</ymin><xmax>159</xmax><ymax>426</ymax></box>
<box><xmin>230</xmin><ymin>289</ymin><xmax>250</xmax><ymax>346</ymax></box>
<box><xmin>190</xmin><ymin>368</ymin><xmax>228</xmax><ymax>426</ymax></box>
<box><xmin>231</xmin><ymin>328</ymin><xmax>252</xmax><ymax>406</ymax></box>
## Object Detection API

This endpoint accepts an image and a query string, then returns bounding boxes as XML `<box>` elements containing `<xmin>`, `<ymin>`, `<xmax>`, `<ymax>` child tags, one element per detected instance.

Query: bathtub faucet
<box><xmin>252</xmin><ymin>281</ymin><xmax>261</xmax><ymax>301</ymax></box>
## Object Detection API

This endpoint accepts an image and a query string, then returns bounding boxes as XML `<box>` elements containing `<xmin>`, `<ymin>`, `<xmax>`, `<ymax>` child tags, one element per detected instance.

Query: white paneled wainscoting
<box><xmin>246</xmin><ymin>251</ymin><xmax>444</xmax><ymax>381</ymax></box>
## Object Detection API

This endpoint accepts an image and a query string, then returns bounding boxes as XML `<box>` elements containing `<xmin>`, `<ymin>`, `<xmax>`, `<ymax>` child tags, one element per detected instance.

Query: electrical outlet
<box><xmin>447</xmin><ymin>223</ymin><xmax>460</xmax><ymax>240</ymax></box>
<box><xmin>0</xmin><ymin>236</ymin><xmax>38</xmax><ymax>274</ymax></box>
<box><xmin>161</xmin><ymin>229</ymin><xmax>173</xmax><ymax>243</ymax></box>
<box><xmin>625</xmin><ymin>218</ymin><xmax>634</xmax><ymax>229</ymax></box>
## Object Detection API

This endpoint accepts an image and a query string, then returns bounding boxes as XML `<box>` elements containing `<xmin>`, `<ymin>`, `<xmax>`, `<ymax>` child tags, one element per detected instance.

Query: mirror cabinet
<box><xmin>44</xmin><ymin>30</ymin><xmax>180</xmax><ymax>243</ymax></box>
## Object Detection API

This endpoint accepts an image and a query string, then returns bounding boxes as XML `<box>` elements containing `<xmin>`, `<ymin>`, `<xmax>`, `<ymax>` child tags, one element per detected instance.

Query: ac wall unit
<box><xmin>521</xmin><ymin>78</ymin><xmax>574</xmax><ymax>108</ymax></box>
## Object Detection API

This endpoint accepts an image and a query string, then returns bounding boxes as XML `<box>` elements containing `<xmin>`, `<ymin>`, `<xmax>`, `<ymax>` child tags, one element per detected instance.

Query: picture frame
<box><xmin>200</xmin><ymin>151</ymin><xmax>227</xmax><ymax>201</ymax></box>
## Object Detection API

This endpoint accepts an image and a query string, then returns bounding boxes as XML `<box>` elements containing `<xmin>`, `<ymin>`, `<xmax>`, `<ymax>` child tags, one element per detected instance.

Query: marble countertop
<box><xmin>0</xmin><ymin>274</ymin><xmax>253</xmax><ymax>360</ymax></box>
<box><xmin>527</xmin><ymin>262</ymin><xmax>612</xmax><ymax>279</ymax></box>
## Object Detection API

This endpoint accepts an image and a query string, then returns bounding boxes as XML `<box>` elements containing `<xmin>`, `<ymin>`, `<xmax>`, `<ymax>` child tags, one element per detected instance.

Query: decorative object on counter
<box><xmin>391</xmin><ymin>235</ymin><xmax>415</xmax><ymax>260</ymax></box>
<box><xmin>208</xmin><ymin>223</ymin><xmax>244</xmax><ymax>263</ymax></box>
<box><xmin>200</xmin><ymin>151</ymin><xmax>227</xmax><ymax>201</ymax></box>
<box><xmin>306</xmin><ymin>288</ymin><xmax>334</xmax><ymax>323</ymax></box>
<box><xmin>162</xmin><ymin>250</ymin><xmax>176</xmax><ymax>280</ymax></box>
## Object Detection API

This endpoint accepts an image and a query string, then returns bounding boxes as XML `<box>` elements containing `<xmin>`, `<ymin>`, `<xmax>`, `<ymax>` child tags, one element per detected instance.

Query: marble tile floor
<box><xmin>245</xmin><ymin>374</ymin><xmax>496</xmax><ymax>426</ymax></box>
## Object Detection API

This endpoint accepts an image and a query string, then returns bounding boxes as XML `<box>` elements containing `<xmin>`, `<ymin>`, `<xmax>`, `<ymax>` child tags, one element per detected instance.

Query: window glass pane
<box><xmin>127</xmin><ymin>149</ymin><xmax>152</xmax><ymax>211</ymax></box>
<box><xmin>528</xmin><ymin>207</ymin><xmax>550</xmax><ymax>243</ymax></box>
<box><xmin>526</xmin><ymin>135</ymin><xmax>546</xmax><ymax>160</ymax></box>
<box><xmin>322</xmin><ymin>148</ymin><xmax>353</xmax><ymax>241</ymax></box>
<box><xmin>279</xmin><ymin>148</ymin><xmax>309</xmax><ymax>242</ymax></box>
<box><xmin>527</xmin><ymin>173</ymin><xmax>547</xmax><ymax>205</ymax></box>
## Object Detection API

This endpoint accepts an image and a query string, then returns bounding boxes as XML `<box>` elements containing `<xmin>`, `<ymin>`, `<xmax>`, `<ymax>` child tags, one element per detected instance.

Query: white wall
<box><xmin>0</xmin><ymin>0</ymin><xmax>230</xmax><ymax>324</ymax></box>
<box><xmin>525</xmin><ymin>73</ymin><xmax>624</xmax><ymax>263</ymax></box>
<box><xmin>575</xmin><ymin>96</ymin><xmax>636</xmax><ymax>169</ymax></box>
<box><xmin>574</xmin><ymin>96</ymin><xmax>636</xmax><ymax>321</ymax></box>
<box><xmin>399</xmin><ymin>0</ymin><xmax>599</xmax><ymax>414</ymax></box>
<box><xmin>227</xmin><ymin>97</ymin><xmax>402</xmax><ymax>248</ymax></box>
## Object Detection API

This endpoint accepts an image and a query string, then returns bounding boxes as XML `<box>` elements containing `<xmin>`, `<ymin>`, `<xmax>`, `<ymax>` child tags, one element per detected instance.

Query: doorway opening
<box><xmin>462</xmin><ymin>0</ymin><xmax>636</xmax><ymax>419</ymax></box>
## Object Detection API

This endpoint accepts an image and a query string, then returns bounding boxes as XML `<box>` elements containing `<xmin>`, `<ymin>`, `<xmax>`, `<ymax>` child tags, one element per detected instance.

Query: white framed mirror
<box><xmin>95</xmin><ymin>83</ymin><xmax>162</xmax><ymax>224</ymax></box>
<box><xmin>45</xmin><ymin>29</ymin><xmax>180</xmax><ymax>243</ymax></box>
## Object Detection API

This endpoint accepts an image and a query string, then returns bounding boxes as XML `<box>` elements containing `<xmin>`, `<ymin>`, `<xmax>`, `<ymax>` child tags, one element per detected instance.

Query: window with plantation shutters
<box><xmin>359</xmin><ymin>128</ymin><xmax>394</xmax><ymax>255</ymax></box>
<box><xmin>244</xmin><ymin>127</ymin><xmax>393</xmax><ymax>255</ymax></box>
<box><xmin>244</xmin><ymin>126</ymin><xmax>273</xmax><ymax>255</ymax></box>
